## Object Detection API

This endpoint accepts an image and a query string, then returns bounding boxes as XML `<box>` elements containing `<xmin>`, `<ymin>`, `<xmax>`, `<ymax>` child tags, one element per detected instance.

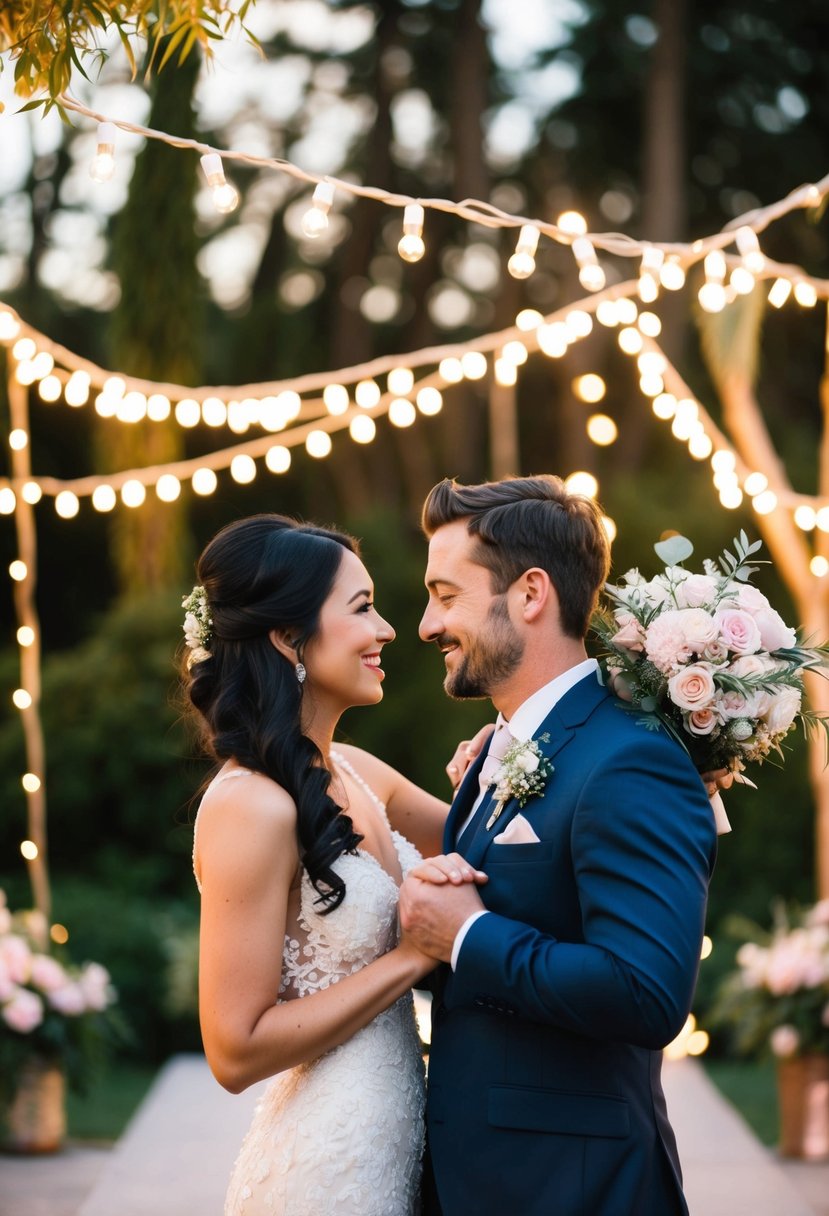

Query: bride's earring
<box><xmin>295</xmin><ymin>662</ymin><xmax>306</xmax><ymax>685</ymax></box>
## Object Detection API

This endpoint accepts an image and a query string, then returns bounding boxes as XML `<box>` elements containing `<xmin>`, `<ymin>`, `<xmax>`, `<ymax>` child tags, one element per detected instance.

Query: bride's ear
<box><xmin>269</xmin><ymin>629</ymin><xmax>299</xmax><ymax>663</ymax></box>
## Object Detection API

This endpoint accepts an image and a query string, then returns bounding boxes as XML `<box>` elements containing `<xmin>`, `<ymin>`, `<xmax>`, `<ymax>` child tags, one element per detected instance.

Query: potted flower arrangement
<box><xmin>0</xmin><ymin>887</ymin><xmax>120</xmax><ymax>1153</ymax></box>
<box><xmin>709</xmin><ymin>900</ymin><xmax>829</xmax><ymax>1159</ymax></box>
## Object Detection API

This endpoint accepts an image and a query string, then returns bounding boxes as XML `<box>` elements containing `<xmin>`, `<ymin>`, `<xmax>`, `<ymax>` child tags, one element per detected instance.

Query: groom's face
<box><xmin>420</xmin><ymin>520</ymin><xmax>524</xmax><ymax>699</ymax></box>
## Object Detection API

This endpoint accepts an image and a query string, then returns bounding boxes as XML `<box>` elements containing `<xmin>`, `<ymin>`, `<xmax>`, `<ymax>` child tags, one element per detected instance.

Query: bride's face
<box><xmin>302</xmin><ymin>548</ymin><xmax>396</xmax><ymax>712</ymax></box>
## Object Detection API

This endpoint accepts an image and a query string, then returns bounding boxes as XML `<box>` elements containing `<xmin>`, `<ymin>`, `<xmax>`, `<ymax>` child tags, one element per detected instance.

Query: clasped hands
<box><xmin>399</xmin><ymin>852</ymin><xmax>488</xmax><ymax>964</ymax></box>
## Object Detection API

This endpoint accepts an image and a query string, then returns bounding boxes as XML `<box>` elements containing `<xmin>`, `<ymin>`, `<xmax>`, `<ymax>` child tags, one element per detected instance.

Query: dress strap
<box><xmin>193</xmin><ymin>767</ymin><xmax>258</xmax><ymax>892</ymax></box>
<box><xmin>330</xmin><ymin>749</ymin><xmax>390</xmax><ymax>824</ymax></box>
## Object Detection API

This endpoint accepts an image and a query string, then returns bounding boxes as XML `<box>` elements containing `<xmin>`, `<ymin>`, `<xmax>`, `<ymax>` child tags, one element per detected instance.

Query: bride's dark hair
<box><xmin>183</xmin><ymin>513</ymin><xmax>363</xmax><ymax>912</ymax></box>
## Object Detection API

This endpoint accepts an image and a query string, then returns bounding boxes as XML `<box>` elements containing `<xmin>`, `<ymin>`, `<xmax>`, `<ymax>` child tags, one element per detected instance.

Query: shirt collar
<box><xmin>498</xmin><ymin>658</ymin><xmax>600</xmax><ymax>743</ymax></box>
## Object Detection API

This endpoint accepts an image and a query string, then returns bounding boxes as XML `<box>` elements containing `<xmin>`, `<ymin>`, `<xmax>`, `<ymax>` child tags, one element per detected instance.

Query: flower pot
<box><xmin>1</xmin><ymin>1056</ymin><xmax>66</xmax><ymax>1154</ymax></box>
<box><xmin>776</xmin><ymin>1055</ymin><xmax>829</xmax><ymax>1160</ymax></box>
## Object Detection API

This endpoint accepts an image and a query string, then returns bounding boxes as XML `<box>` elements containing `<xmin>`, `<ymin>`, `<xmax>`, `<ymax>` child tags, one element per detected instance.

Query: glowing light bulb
<box><xmin>416</xmin><ymin>387</ymin><xmax>443</xmax><ymax>415</ymax></box>
<box><xmin>494</xmin><ymin>359</ymin><xmax>517</xmax><ymax>386</ymax></box>
<box><xmin>388</xmin><ymin>367</ymin><xmax>414</xmax><ymax>396</ymax></box>
<box><xmin>389</xmin><ymin>398</ymin><xmax>416</xmax><ymax>427</ymax></box>
<box><xmin>537</xmin><ymin>323</ymin><xmax>568</xmax><ymax>358</ymax></box>
<box><xmin>507</xmin><ymin>226</ymin><xmax>540</xmax><ymax>279</ymax></box>
<box><xmin>9</xmin><ymin>429</ymin><xmax>28</xmax><ymax>450</ymax></box>
<box><xmin>743</xmin><ymin>471</ymin><xmax>768</xmax><ymax>497</ymax></box>
<box><xmin>688</xmin><ymin>432</ymin><xmax>713</xmax><ymax>460</ymax></box>
<box><xmin>794</xmin><ymin>281</ymin><xmax>817</xmax><ymax>308</ymax></box>
<box><xmin>0</xmin><ymin>310</ymin><xmax>20</xmax><ymax>341</ymax></box>
<box><xmin>794</xmin><ymin>505</ymin><xmax>817</xmax><ymax>531</ymax></box>
<box><xmin>55</xmin><ymin>491</ymin><xmax>80</xmax><ymax>519</ymax></box>
<box><xmin>719</xmin><ymin>485</ymin><xmax>744</xmax><ymax>510</ymax></box>
<box><xmin>438</xmin><ymin>357</ymin><xmax>463</xmax><ymax>383</ymax></box>
<box><xmin>20</xmin><ymin>838</ymin><xmax>39</xmax><ymax>858</ymax></box>
<box><xmin>516</xmin><ymin>309</ymin><xmax>544</xmax><ymax>331</ymax></box>
<box><xmin>652</xmin><ymin>394</ymin><xmax>677</xmax><ymax>420</ymax></box>
<box><xmin>65</xmin><ymin>371</ymin><xmax>91</xmax><ymax>407</ymax></box>
<box><xmin>92</xmin><ymin>485</ymin><xmax>117</xmax><ymax>512</ymax></box>
<box><xmin>17</xmin><ymin>626</ymin><xmax>35</xmax><ymax>647</ymax></box>
<box><xmin>596</xmin><ymin>300</ymin><xmax>619</xmax><ymax>327</ymax></box>
<box><xmin>300</xmin><ymin>181</ymin><xmax>335</xmax><ymax>238</ymax></box>
<box><xmin>398</xmin><ymin>204</ymin><xmax>425</xmax><ymax>263</ymax></box>
<box><xmin>638</xmin><ymin>312</ymin><xmax>661</xmax><ymax>337</ymax></box>
<box><xmin>618</xmin><ymin>327</ymin><xmax>644</xmax><ymax>355</ymax></box>
<box><xmin>502</xmin><ymin>341</ymin><xmax>528</xmax><ymax>366</ymax></box>
<box><xmin>564</xmin><ymin>471</ymin><xmax>599</xmax><ymax>499</ymax></box>
<box><xmin>601</xmin><ymin>515</ymin><xmax>617</xmax><ymax>543</ymax></box>
<box><xmin>13</xmin><ymin>337</ymin><xmax>36</xmax><ymax>362</ymax></box>
<box><xmin>89</xmin><ymin>122</ymin><xmax>117</xmax><ymax>183</ymax></box>
<box><xmin>192</xmin><ymin>468</ymin><xmax>218</xmax><ymax>496</ymax></box>
<box><xmin>752</xmin><ymin>490</ymin><xmax>778</xmax><ymax>515</ymax></box>
<box><xmin>817</xmin><ymin>507</ymin><xmax>829</xmax><ymax>533</ymax></box>
<box><xmin>13</xmin><ymin>689</ymin><xmax>32</xmax><ymax>710</ymax></box>
<box><xmin>39</xmin><ymin>374</ymin><xmax>62</xmax><ymax>402</ymax></box>
<box><xmin>355</xmin><ymin>379</ymin><xmax>381</xmax><ymax>408</ymax></box>
<box><xmin>323</xmin><ymin>384</ymin><xmax>350</xmax><ymax>415</ymax></box>
<box><xmin>586</xmin><ymin>414</ymin><xmax>617</xmax><ymax>445</ymax></box>
<box><xmin>730</xmin><ymin>267</ymin><xmax>755</xmax><ymax>295</ymax></box>
<box><xmin>711</xmin><ymin>449</ymin><xmax>736</xmax><ymax>474</ymax></box>
<box><xmin>565</xmin><ymin>310</ymin><xmax>593</xmax><ymax>339</ymax></box>
<box><xmin>659</xmin><ymin>259</ymin><xmax>686</xmax><ymax>291</ymax></box>
<box><xmin>199</xmin><ymin>152</ymin><xmax>239</xmax><ymax>214</ymax></box>
<box><xmin>30</xmin><ymin>351</ymin><xmax>54</xmax><ymax>380</ymax></box>
<box><xmin>121</xmin><ymin>480</ymin><xmax>147</xmax><ymax>508</ymax></box>
<box><xmin>811</xmin><ymin>556</ymin><xmax>829</xmax><ymax>577</ymax></box>
<box><xmin>735</xmin><ymin>226</ymin><xmax>765</xmax><ymax>274</ymax></box>
<box><xmin>277</xmin><ymin>391</ymin><xmax>302</xmax><ymax>421</ymax></box>
<box><xmin>9</xmin><ymin>560</ymin><xmax>28</xmax><ymax>580</ymax></box>
<box><xmin>557</xmin><ymin>211</ymin><xmax>587</xmax><ymax>236</ymax></box>
<box><xmin>265</xmin><ymin>445</ymin><xmax>291</xmax><ymax>473</ymax></box>
<box><xmin>155</xmin><ymin>474</ymin><xmax>181</xmax><ymax>502</ymax></box>
<box><xmin>175</xmin><ymin>398</ymin><xmax>201</xmax><ymax>428</ymax></box>
<box><xmin>22</xmin><ymin>482</ymin><xmax>42</xmax><ymax>505</ymax></box>
<box><xmin>573</xmin><ymin>374</ymin><xmax>606</xmax><ymax>404</ymax></box>
<box><xmin>230</xmin><ymin>455</ymin><xmax>257</xmax><ymax>484</ymax></box>
<box><xmin>202</xmin><ymin>397</ymin><xmax>228</xmax><ymax>427</ymax></box>
<box><xmin>147</xmin><ymin>393</ymin><xmax>172</xmax><ymax>421</ymax></box>
<box><xmin>349</xmin><ymin>415</ymin><xmax>376</xmax><ymax>444</ymax></box>
<box><xmin>572</xmin><ymin>237</ymin><xmax>604</xmax><ymax>291</ymax></box>
<box><xmin>768</xmin><ymin>278</ymin><xmax>792</xmax><ymax>309</ymax></box>
<box><xmin>306</xmin><ymin>430</ymin><xmax>333</xmax><ymax>458</ymax></box>
<box><xmin>461</xmin><ymin>351</ymin><xmax>487</xmax><ymax>380</ymax></box>
<box><xmin>638</xmin><ymin>246</ymin><xmax>663</xmax><ymax>302</ymax></box>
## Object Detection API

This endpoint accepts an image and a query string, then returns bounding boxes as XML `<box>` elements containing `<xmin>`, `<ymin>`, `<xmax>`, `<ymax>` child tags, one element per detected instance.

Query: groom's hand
<box><xmin>399</xmin><ymin>872</ymin><xmax>486</xmax><ymax>962</ymax></box>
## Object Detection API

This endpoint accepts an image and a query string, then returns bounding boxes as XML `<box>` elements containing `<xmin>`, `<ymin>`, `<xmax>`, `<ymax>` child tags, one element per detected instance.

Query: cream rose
<box><xmin>764</xmin><ymin>686</ymin><xmax>801</xmax><ymax>735</ymax></box>
<box><xmin>753</xmin><ymin>607</ymin><xmax>797</xmax><ymax>652</ymax></box>
<box><xmin>668</xmin><ymin>663</ymin><xmax>716</xmax><ymax>710</ymax></box>
<box><xmin>677</xmin><ymin>608</ymin><xmax>718</xmax><ymax>653</ymax></box>
<box><xmin>675</xmin><ymin>574</ymin><xmax>718</xmax><ymax>608</ymax></box>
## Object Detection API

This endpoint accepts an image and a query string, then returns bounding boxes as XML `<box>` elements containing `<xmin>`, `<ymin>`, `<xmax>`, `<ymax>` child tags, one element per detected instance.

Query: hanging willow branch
<box><xmin>0</xmin><ymin>0</ymin><xmax>258</xmax><ymax>111</ymax></box>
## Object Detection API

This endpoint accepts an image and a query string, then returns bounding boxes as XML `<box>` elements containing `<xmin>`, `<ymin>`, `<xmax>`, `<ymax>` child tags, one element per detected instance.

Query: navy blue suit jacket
<box><xmin>425</xmin><ymin>672</ymin><xmax>717</xmax><ymax>1216</ymax></box>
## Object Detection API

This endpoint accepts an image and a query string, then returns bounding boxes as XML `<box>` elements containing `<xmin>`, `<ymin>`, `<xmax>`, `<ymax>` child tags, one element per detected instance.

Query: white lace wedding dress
<box><xmin>194</xmin><ymin>752</ymin><xmax>426</xmax><ymax>1216</ymax></box>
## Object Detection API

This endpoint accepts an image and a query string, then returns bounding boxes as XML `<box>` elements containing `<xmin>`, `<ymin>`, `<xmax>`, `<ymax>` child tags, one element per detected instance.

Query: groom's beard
<box><xmin>441</xmin><ymin>595</ymin><xmax>524</xmax><ymax>699</ymax></box>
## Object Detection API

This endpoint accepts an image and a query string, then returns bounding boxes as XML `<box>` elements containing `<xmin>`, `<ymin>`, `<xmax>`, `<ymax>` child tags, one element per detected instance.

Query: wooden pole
<box><xmin>488</xmin><ymin>378</ymin><xmax>520</xmax><ymax>478</ymax></box>
<box><xmin>7</xmin><ymin>363</ymin><xmax>51</xmax><ymax>937</ymax></box>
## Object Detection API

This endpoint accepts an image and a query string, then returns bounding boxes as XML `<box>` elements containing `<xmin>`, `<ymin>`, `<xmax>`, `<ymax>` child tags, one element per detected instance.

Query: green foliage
<box><xmin>0</xmin><ymin>0</ymin><xmax>258</xmax><ymax>107</ymax></box>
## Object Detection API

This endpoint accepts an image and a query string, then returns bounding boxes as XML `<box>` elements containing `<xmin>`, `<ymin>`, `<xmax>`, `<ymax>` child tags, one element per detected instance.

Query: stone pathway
<box><xmin>1</xmin><ymin>1055</ymin><xmax>827</xmax><ymax>1215</ymax></box>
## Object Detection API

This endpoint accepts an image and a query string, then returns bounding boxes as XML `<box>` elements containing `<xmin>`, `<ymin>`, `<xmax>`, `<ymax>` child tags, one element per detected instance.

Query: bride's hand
<box><xmin>408</xmin><ymin>853</ymin><xmax>488</xmax><ymax>887</ymax></box>
<box><xmin>700</xmin><ymin>768</ymin><xmax>734</xmax><ymax>797</ymax></box>
<box><xmin>398</xmin><ymin>924</ymin><xmax>441</xmax><ymax>973</ymax></box>
<box><xmin>445</xmin><ymin>723</ymin><xmax>496</xmax><ymax>792</ymax></box>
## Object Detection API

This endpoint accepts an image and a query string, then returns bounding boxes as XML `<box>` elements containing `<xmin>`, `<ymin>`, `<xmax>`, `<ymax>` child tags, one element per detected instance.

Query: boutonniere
<box><xmin>487</xmin><ymin>734</ymin><xmax>554</xmax><ymax>830</ymax></box>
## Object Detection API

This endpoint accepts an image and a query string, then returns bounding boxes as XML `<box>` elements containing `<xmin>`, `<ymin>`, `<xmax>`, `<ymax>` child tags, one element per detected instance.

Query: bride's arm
<box><xmin>196</xmin><ymin>774</ymin><xmax>434</xmax><ymax>1094</ymax></box>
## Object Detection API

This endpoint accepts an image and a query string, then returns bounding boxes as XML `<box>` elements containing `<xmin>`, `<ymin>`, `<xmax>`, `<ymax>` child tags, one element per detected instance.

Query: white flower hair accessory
<box><xmin>487</xmin><ymin>734</ymin><xmax>553</xmax><ymax>830</ymax></box>
<box><xmin>182</xmin><ymin>585</ymin><xmax>213</xmax><ymax>668</ymax></box>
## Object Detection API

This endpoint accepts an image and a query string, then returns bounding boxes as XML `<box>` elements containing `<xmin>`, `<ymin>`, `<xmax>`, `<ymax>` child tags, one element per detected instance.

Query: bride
<box><xmin>182</xmin><ymin>513</ymin><xmax>483</xmax><ymax>1215</ymax></box>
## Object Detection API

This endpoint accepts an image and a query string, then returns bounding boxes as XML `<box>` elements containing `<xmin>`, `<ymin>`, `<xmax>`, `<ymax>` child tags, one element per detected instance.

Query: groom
<box><xmin>399</xmin><ymin>475</ymin><xmax>717</xmax><ymax>1216</ymax></box>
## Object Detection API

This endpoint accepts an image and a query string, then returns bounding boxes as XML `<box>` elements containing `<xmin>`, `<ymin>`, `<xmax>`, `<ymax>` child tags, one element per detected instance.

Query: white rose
<box><xmin>675</xmin><ymin>574</ymin><xmax>718</xmax><ymax>609</ymax></box>
<box><xmin>677</xmin><ymin>608</ymin><xmax>718</xmax><ymax>652</ymax></box>
<box><xmin>515</xmin><ymin>750</ymin><xmax>540</xmax><ymax>774</ymax></box>
<box><xmin>764</xmin><ymin>687</ymin><xmax>801</xmax><ymax>735</ymax></box>
<box><xmin>753</xmin><ymin>607</ymin><xmax>797</xmax><ymax>652</ymax></box>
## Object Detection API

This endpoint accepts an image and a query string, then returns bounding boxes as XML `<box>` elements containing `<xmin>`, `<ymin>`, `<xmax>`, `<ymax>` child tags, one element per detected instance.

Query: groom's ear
<box><xmin>268</xmin><ymin>629</ymin><xmax>300</xmax><ymax>662</ymax></box>
<box><xmin>515</xmin><ymin>568</ymin><xmax>553</xmax><ymax>624</ymax></box>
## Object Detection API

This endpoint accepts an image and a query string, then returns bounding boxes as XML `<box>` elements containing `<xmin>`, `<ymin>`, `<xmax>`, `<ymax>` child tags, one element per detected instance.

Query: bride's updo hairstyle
<box><xmin>184</xmin><ymin>513</ymin><xmax>362</xmax><ymax>912</ymax></box>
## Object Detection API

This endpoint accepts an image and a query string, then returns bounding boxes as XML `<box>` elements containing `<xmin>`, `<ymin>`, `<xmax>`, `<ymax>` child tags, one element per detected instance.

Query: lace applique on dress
<box><xmin>212</xmin><ymin>753</ymin><xmax>425</xmax><ymax>1215</ymax></box>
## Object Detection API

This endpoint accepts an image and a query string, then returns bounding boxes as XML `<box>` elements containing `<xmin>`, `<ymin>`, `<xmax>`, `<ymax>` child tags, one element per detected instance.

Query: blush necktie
<box><xmin>477</xmin><ymin>722</ymin><xmax>514</xmax><ymax>798</ymax></box>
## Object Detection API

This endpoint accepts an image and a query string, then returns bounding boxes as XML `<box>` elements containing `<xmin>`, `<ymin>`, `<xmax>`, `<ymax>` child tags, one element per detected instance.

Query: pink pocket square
<box><xmin>492</xmin><ymin>813</ymin><xmax>541</xmax><ymax>845</ymax></box>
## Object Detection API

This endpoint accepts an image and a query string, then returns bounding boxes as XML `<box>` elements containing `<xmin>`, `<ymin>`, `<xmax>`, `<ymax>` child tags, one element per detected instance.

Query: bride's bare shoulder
<box><xmin>199</xmin><ymin>764</ymin><xmax>297</xmax><ymax>835</ymax></box>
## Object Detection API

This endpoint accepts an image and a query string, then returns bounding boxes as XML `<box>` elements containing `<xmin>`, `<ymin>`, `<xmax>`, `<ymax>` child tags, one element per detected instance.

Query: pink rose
<box><xmin>48</xmin><ymin>983</ymin><xmax>86</xmax><ymax>1016</ymax></box>
<box><xmin>687</xmin><ymin>708</ymin><xmax>718</xmax><ymax>736</ymax></box>
<box><xmin>79</xmin><ymin>962</ymin><xmax>112</xmax><ymax>1012</ymax></box>
<box><xmin>2</xmin><ymin>987</ymin><xmax>43</xmax><ymax>1033</ymax></box>
<box><xmin>714</xmin><ymin>609</ymin><xmax>762</xmax><ymax>655</ymax></box>
<box><xmin>644</xmin><ymin>610</ymin><xmax>692</xmax><ymax>674</ymax></box>
<box><xmin>668</xmin><ymin>664</ymin><xmax>716</xmax><ymax>711</ymax></box>
<box><xmin>764</xmin><ymin>687</ymin><xmax>801</xmax><ymax>735</ymax></box>
<box><xmin>0</xmin><ymin>934</ymin><xmax>31</xmax><ymax>984</ymax></box>
<box><xmin>702</xmin><ymin>640</ymin><xmax>729</xmax><ymax>663</ymax></box>
<box><xmin>729</xmin><ymin>654</ymin><xmax>770</xmax><ymax>679</ymax></box>
<box><xmin>735</xmin><ymin>584</ymin><xmax>771</xmax><ymax>614</ymax></box>
<box><xmin>770</xmin><ymin>1025</ymin><xmax>800</xmax><ymax>1058</ymax></box>
<box><xmin>610</xmin><ymin>613</ymin><xmax>646</xmax><ymax>652</ymax></box>
<box><xmin>30</xmin><ymin>954</ymin><xmax>68</xmax><ymax>994</ymax></box>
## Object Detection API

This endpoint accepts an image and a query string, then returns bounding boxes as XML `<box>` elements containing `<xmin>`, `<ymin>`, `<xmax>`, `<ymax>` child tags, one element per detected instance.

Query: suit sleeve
<box><xmin>447</xmin><ymin>728</ymin><xmax>717</xmax><ymax>1049</ymax></box>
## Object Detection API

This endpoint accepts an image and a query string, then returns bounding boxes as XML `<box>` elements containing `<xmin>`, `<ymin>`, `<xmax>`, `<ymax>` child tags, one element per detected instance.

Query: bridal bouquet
<box><xmin>592</xmin><ymin>531</ymin><xmax>829</xmax><ymax>783</ymax></box>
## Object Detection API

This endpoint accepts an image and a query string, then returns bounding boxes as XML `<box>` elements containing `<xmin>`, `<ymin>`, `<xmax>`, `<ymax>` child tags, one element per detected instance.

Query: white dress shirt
<box><xmin>450</xmin><ymin>658</ymin><xmax>600</xmax><ymax>969</ymax></box>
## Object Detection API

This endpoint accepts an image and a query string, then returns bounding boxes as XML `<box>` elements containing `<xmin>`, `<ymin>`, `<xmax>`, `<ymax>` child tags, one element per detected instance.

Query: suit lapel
<box><xmin>460</xmin><ymin>672</ymin><xmax>611</xmax><ymax>869</ymax></box>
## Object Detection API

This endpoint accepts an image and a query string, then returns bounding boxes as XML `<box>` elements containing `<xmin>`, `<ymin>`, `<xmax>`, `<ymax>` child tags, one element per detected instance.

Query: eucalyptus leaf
<box><xmin>653</xmin><ymin>535</ymin><xmax>694</xmax><ymax>565</ymax></box>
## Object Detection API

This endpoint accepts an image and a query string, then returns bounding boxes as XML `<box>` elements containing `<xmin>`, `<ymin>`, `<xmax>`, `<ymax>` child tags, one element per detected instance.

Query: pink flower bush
<box><xmin>712</xmin><ymin>902</ymin><xmax>829</xmax><ymax>1060</ymax></box>
<box><xmin>0</xmin><ymin>888</ymin><xmax>119</xmax><ymax>1095</ymax></box>
<box><xmin>593</xmin><ymin>531</ymin><xmax>829</xmax><ymax>786</ymax></box>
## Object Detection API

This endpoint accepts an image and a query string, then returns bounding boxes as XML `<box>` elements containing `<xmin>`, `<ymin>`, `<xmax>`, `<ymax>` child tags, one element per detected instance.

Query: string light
<box><xmin>65</xmin><ymin>371</ymin><xmax>91</xmax><ymax>407</ymax></box>
<box><xmin>306</xmin><ymin>430</ymin><xmax>332</xmax><ymax>458</ymax></box>
<box><xmin>387</xmin><ymin>367</ymin><xmax>414</xmax><ymax>395</ymax></box>
<box><xmin>768</xmin><ymin>278</ymin><xmax>793</xmax><ymax>308</ymax></box>
<box><xmin>9</xmin><ymin>429</ymin><xmax>28</xmax><ymax>450</ymax></box>
<box><xmin>202</xmin><ymin>397</ymin><xmax>228</xmax><ymax>427</ymax></box>
<box><xmin>659</xmin><ymin>258</ymin><xmax>686</xmax><ymax>291</ymax></box>
<box><xmin>735</xmin><ymin>226</ymin><xmax>765</xmax><ymax>274</ymax></box>
<box><xmin>20</xmin><ymin>839</ymin><xmax>39</xmax><ymax>859</ymax></box>
<box><xmin>811</xmin><ymin>556</ymin><xmax>829</xmax><ymax>577</ymax></box>
<box><xmin>565</xmin><ymin>310</ymin><xmax>593</xmax><ymax>340</ymax></box>
<box><xmin>54</xmin><ymin>491</ymin><xmax>79</xmax><ymax>518</ymax></box>
<box><xmin>438</xmin><ymin>357</ymin><xmax>463</xmax><ymax>383</ymax></box>
<box><xmin>388</xmin><ymin>398</ymin><xmax>416</xmax><ymax>427</ymax></box>
<box><xmin>698</xmin><ymin>252</ymin><xmax>728</xmax><ymax>313</ymax></box>
<box><xmin>572</xmin><ymin>237</ymin><xmax>605</xmax><ymax>292</ymax></box>
<box><xmin>349</xmin><ymin>415</ymin><xmax>376</xmax><ymax>443</ymax></box>
<box><xmin>91</xmin><ymin>485</ymin><xmax>117</xmax><ymax>512</ymax></box>
<box><xmin>22</xmin><ymin>773</ymin><xmax>41</xmax><ymax>793</ymax></box>
<box><xmin>191</xmin><ymin>468</ymin><xmax>218</xmax><ymax>495</ymax></box>
<box><xmin>21</xmin><ymin>482</ymin><xmax>42</xmax><ymax>504</ymax></box>
<box><xmin>265</xmin><ymin>445</ymin><xmax>291</xmax><ymax>473</ymax></box>
<box><xmin>300</xmin><ymin>180</ymin><xmax>335</xmax><ymax>238</ymax></box>
<box><xmin>794</xmin><ymin>281</ymin><xmax>818</xmax><ymax>308</ymax></box>
<box><xmin>355</xmin><ymin>379</ymin><xmax>381</xmax><ymax>408</ymax></box>
<box><xmin>398</xmin><ymin>204</ymin><xmax>426</xmax><ymax>263</ymax></box>
<box><xmin>17</xmin><ymin>626</ymin><xmax>36</xmax><ymax>647</ymax></box>
<box><xmin>323</xmin><ymin>384</ymin><xmax>349</xmax><ymax>415</ymax></box>
<box><xmin>537</xmin><ymin>323</ymin><xmax>568</xmax><ymax>358</ymax></box>
<box><xmin>38</xmin><ymin>375</ymin><xmax>62</xmax><ymax>402</ymax></box>
<box><xmin>794</xmin><ymin>505</ymin><xmax>817</xmax><ymax>530</ymax></box>
<box><xmin>89</xmin><ymin>122</ymin><xmax>117</xmax><ymax>183</ymax></box>
<box><xmin>9</xmin><ymin>560</ymin><xmax>28</xmax><ymax>581</ymax></box>
<box><xmin>199</xmin><ymin>152</ymin><xmax>239</xmax><ymax>214</ymax></box>
<box><xmin>461</xmin><ymin>351</ymin><xmax>487</xmax><ymax>380</ymax></box>
<box><xmin>13</xmin><ymin>689</ymin><xmax>33</xmax><ymax>709</ymax></box>
<box><xmin>494</xmin><ymin>359</ymin><xmax>517</xmax><ymax>386</ymax></box>
<box><xmin>230</xmin><ymin>454</ymin><xmax>256</xmax><ymax>483</ymax></box>
<box><xmin>0</xmin><ymin>310</ymin><xmax>20</xmax><ymax>340</ymax></box>
<box><xmin>121</xmin><ymin>480</ymin><xmax>146</xmax><ymax>508</ymax></box>
<box><xmin>516</xmin><ymin>309</ymin><xmax>544</xmax><ymax>331</ymax></box>
<box><xmin>416</xmin><ymin>387</ymin><xmax>443</xmax><ymax>415</ymax></box>
<box><xmin>155</xmin><ymin>474</ymin><xmax>181</xmax><ymax>502</ymax></box>
<box><xmin>573</xmin><ymin>374</ymin><xmax>606</xmax><ymax>404</ymax></box>
<box><xmin>816</xmin><ymin>507</ymin><xmax>829</xmax><ymax>533</ymax></box>
<box><xmin>638</xmin><ymin>247</ymin><xmax>663</xmax><ymax>303</ymax></box>
<box><xmin>507</xmin><ymin>225</ymin><xmax>540</xmax><ymax>280</ymax></box>
<box><xmin>586</xmin><ymin>414</ymin><xmax>618</xmax><ymax>445</ymax></box>
<box><xmin>175</xmin><ymin>398</ymin><xmax>200</xmax><ymax>427</ymax></box>
<box><xmin>564</xmin><ymin>471</ymin><xmax>599</xmax><ymax>498</ymax></box>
